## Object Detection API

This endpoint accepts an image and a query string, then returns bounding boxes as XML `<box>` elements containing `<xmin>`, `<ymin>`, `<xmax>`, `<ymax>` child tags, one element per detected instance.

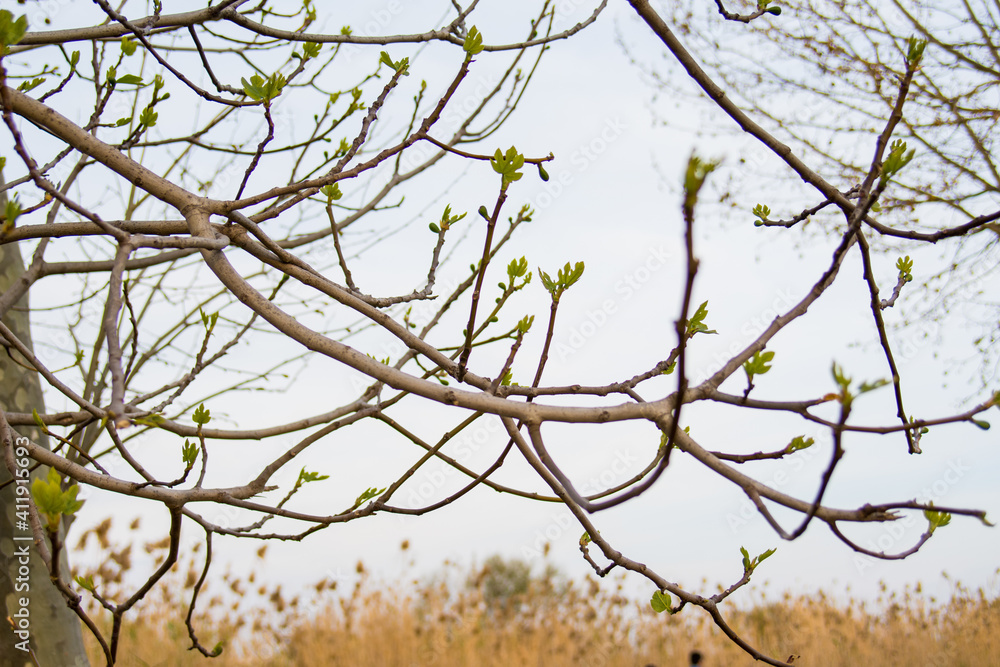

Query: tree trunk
<box><xmin>1</xmin><ymin>170</ymin><xmax>90</xmax><ymax>666</ymax></box>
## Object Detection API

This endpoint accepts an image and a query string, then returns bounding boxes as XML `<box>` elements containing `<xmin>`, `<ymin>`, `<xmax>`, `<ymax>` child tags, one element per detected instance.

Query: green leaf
<box><xmin>683</xmin><ymin>153</ymin><xmax>720</xmax><ymax>214</ymax></box>
<box><xmin>740</xmin><ymin>546</ymin><xmax>776</xmax><ymax>575</ymax></box>
<box><xmin>879</xmin><ymin>139</ymin><xmax>915</xmax><ymax>187</ymax></box>
<box><xmin>192</xmin><ymin>403</ymin><xmax>211</xmax><ymax>426</ymax></box>
<box><xmin>241</xmin><ymin>72</ymin><xmax>287</xmax><ymax>102</ymax></box>
<box><xmin>302</xmin><ymin>41</ymin><xmax>321</xmax><ymax>59</ymax></box>
<box><xmin>436</xmin><ymin>204</ymin><xmax>466</xmax><ymax>231</ymax></box>
<box><xmin>563</xmin><ymin>262</ymin><xmax>585</xmax><ymax>289</ymax></box>
<box><xmin>829</xmin><ymin>362</ymin><xmax>855</xmax><ymax>407</ymax></box>
<box><xmin>924</xmin><ymin>503</ymin><xmax>951</xmax><ymax>534</ymax></box>
<box><xmin>117</xmin><ymin>74</ymin><xmax>144</xmax><ymax>86</ymax></box>
<box><xmin>296</xmin><ymin>467</ymin><xmax>330</xmax><ymax>486</ymax></box>
<box><xmin>752</xmin><ymin>203</ymin><xmax>771</xmax><ymax>226</ymax></box>
<box><xmin>378</xmin><ymin>51</ymin><xmax>409</xmax><ymax>75</ymax></box>
<box><xmin>429</xmin><ymin>222</ymin><xmax>441</xmax><ymax>233</ymax></box>
<box><xmin>0</xmin><ymin>10</ymin><xmax>28</xmax><ymax>50</ymax></box>
<box><xmin>906</xmin><ymin>36</ymin><xmax>928</xmax><ymax>67</ymax></box>
<box><xmin>17</xmin><ymin>77</ymin><xmax>45</xmax><ymax>92</ymax></box>
<box><xmin>242</xmin><ymin>76</ymin><xmax>263</xmax><ymax>100</ymax></box>
<box><xmin>31</xmin><ymin>468</ymin><xmax>85</xmax><ymax>532</ymax></box>
<box><xmin>490</xmin><ymin>146</ymin><xmax>525</xmax><ymax>187</ymax></box>
<box><xmin>463</xmin><ymin>25</ymin><xmax>484</xmax><ymax>56</ymax></box>
<box><xmin>831</xmin><ymin>362</ymin><xmax>851</xmax><ymax>389</ymax></box>
<box><xmin>31</xmin><ymin>408</ymin><xmax>48</xmax><ymax>434</ymax></box>
<box><xmin>858</xmin><ymin>378</ymin><xmax>889</xmax><ymax>393</ymax></box>
<box><xmin>785</xmin><ymin>435</ymin><xmax>814</xmax><ymax>453</ymax></box>
<box><xmin>516</xmin><ymin>315</ymin><xmax>534</xmax><ymax>335</ymax></box>
<box><xmin>321</xmin><ymin>183</ymin><xmax>343</xmax><ymax>201</ymax></box>
<box><xmin>579</xmin><ymin>531</ymin><xmax>591</xmax><ymax>547</ymax></box>
<box><xmin>3</xmin><ymin>196</ymin><xmax>22</xmax><ymax>232</ymax></box>
<box><xmin>199</xmin><ymin>309</ymin><xmax>218</xmax><ymax>331</ymax></box>
<box><xmin>686</xmin><ymin>300</ymin><xmax>717</xmax><ymax>337</ymax></box>
<box><xmin>182</xmin><ymin>440</ymin><xmax>198</xmax><ymax>467</ymax></box>
<box><xmin>743</xmin><ymin>349</ymin><xmax>775</xmax><ymax>381</ymax></box>
<box><xmin>540</xmin><ymin>270</ymin><xmax>556</xmax><ymax>293</ymax></box>
<box><xmin>120</xmin><ymin>36</ymin><xmax>137</xmax><ymax>56</ymax></box>
<box><xmin>650</xmin><ymin>590</ymin><xmax>671</xmax><ymax>614</ymax></box>
<box><xmin>507</xmin><ymin>257</ymin><xmax>529</xmax><ymax>282</ymax></box>
<box><xmin>895</xmin><ymin>255</ymin><xmax>914</xmax><ymax>282</ymax></box>
<box><xmin>138</xmin><ymin>107</ymin><xmax>158</xmax><ymax>127</ymax></box>
<box><xmin>133</xmin><ymin>413</ymin><xmax>165</xmax><ymax>428</ymax></box>
<box><xmin>75</xmin><ymin>574</ymin><xmax>96</xmax><ymax>592</ymax></box>
<box><xmin>354</xmin><ymin>486</ymin><xmax>385</xmax><ymax>507</ymax></box>
<box><xmin>539</xmin><ymin>261</ymin><xmax>585</xmax><ymax>303</ymax></box>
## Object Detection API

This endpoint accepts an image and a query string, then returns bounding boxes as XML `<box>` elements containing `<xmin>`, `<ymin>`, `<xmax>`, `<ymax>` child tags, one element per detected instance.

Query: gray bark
<box><xmin>1</xmin><ymin>170</ymin><xmax>89</xmax><ymax>666</ymax></box>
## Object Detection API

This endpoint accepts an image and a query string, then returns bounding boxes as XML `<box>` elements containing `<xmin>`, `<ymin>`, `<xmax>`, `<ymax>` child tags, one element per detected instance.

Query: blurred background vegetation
<box><xmin>79</xmin><ymin>517</ymin><xmax>999</xmax><ymax>667</ymax></box>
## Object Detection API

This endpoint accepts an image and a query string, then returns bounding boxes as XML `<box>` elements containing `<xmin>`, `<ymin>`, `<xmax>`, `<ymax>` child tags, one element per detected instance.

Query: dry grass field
<box><xmin>77</xmin><ymin>524</ymin><xmax>1000</xmax><ymax>667</ymax></box>
<box><xmin>80</xmin><ymin>563</ymin><xmax>1000</xmax><ymax>666</ymax></box>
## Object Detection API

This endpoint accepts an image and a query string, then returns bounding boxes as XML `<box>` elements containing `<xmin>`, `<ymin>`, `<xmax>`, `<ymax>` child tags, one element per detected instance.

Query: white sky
<box><xmin>13</xmin><ymin>0</ymin><xmax>999</xmax><ymax>617</ymax></box>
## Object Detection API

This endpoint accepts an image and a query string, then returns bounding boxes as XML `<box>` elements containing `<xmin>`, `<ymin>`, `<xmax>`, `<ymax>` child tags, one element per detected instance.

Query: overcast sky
<box><xmin>20</xmin><ymin>0</ymin><xmax>998</xmax><ymax>613</ymax></box>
